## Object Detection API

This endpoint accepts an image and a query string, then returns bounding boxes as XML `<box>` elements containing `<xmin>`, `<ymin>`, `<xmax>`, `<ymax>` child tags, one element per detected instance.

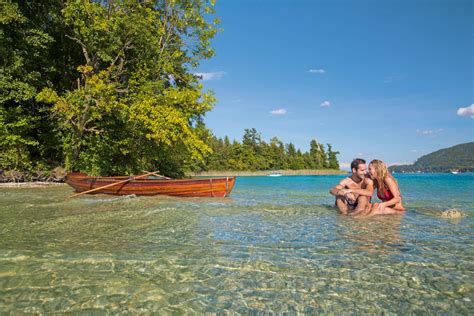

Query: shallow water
<box><xmin>0</xmin><ymin>174</ymin><xmax>473</xmax><ymax>313</ymax></box>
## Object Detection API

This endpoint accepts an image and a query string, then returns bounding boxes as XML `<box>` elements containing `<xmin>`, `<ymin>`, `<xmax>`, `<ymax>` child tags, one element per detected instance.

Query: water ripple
<box><xmin>0</xmin><ymin>175</ymin><xmax>473</xmax><ymax>313</ymax></box>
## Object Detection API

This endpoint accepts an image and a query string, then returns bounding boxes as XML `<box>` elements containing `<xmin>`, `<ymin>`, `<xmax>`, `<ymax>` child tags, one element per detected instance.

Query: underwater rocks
<box><xmin>440</xmin><ymin>209</ymin><xmax>465</xmax><ymax>218</ymax></box>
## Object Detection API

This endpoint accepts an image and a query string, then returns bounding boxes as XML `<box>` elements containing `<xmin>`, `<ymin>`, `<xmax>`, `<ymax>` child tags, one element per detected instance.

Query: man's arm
<box><xmin>329</xmin><ymin>178</ymin><xmax>349</xmax><ymax>196</ymax></box>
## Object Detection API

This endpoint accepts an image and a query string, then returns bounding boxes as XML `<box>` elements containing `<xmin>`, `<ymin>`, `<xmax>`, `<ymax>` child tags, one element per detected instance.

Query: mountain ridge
<box><xmin>389</xmin><ymin>142</ymin><xmax>474</xmax><ymax>173</ymax></box>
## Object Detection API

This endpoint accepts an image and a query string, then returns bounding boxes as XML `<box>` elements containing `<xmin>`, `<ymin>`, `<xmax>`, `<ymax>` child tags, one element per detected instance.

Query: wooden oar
<box><xmin>69</xmin><ymin>170</ymin><xmax>160</xmax><ymax>198</ymax></box>
<box><xmin>142</xmin><ymin>170</ymin><xmax>172</xmax><ymax>179</ymax></box>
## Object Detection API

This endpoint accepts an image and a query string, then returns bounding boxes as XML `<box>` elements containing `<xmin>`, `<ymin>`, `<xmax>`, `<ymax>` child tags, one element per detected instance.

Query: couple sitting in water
<box><xmin>330</xmin><ymin>158</ymin><xmax>405</xmax><ymax>216</ymax></box>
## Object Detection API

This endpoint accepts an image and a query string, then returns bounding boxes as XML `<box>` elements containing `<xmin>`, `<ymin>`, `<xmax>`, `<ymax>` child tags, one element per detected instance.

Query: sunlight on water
<box><xmin>0</xmin><ymin>174</ymin><xmax>473</xmax><ymax>313</ymax></box>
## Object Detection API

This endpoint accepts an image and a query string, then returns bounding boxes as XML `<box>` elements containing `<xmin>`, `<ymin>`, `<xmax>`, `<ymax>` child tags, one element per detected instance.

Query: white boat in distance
<box><xmin>267</xmin><ymin>172</ymin><xmax>282</xmax><ymax>177</ymax></box>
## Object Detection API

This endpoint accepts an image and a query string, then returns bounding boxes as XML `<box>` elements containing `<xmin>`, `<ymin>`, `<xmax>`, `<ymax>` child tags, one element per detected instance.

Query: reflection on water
<box><xmin>0</xmin><ymin>174</ymin><xmax>473</xmax><ymax>313</ymax></box>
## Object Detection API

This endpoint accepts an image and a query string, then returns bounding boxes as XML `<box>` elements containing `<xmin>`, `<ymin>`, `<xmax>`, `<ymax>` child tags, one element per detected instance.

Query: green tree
<box><xmin>309</xmin><ymin>139</ymin><xmax>323</xmax><ymax>169</ymax></box>
<box><xmin>0</xmin><ymin>1</ymin><xmax>61</xmax><ymax>170</ymax></box>
<box><xmin>290</xmin><ymin>149</ymin><xmax>305</xmax><ymax>169</ymax></box>
<box><xmin>36</xmin><ymin>0</ymin><xmax>219</xmax><ymax>175</ymax></box>
<box><xmin>242</xmin><ymin>128</ymin><xmax>261</xmax><ymax>152</ymax></box>
<box><xmin>228</xmin><ymin>140</ymin><xmax>247</xmax><ymax>170</ymax></box>
<box><xmin>268</xmin><ymin>136</ymin><xmax>285</xmax><ymax>169</ymax></box>
<box><xmin>285</xmin><ymin>143</ymin><xmax>299</xmax><ymax>169</ymax></box>
<box><xmin>195</xmin><ymin>129</ymin><xmax>341</xmax><ymax>172</ymax></box>
<box><xmin>240</xmin><ymin>128</ymin><xmax>268</xmax><ymax>170</ymax></box>
<box><xmin>326</xmin><ymin>143</ymin><xmax>340</xmax><ymax>169</ymax></box>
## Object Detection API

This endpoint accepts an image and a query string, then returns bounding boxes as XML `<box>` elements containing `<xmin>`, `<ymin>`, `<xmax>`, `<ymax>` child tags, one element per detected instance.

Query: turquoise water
<box><xmin>0</xmin><ymin>174</ymin><xmax>473</xmax><ymax>313</ymax></box>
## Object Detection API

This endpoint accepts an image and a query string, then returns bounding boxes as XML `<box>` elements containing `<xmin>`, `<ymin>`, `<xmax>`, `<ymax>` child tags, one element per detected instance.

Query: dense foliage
<box><xmin>389</xmin><ymin>142</ymin><xmax>474</xmax><ymax>173</ymax></box>
<box><xmin>191</xmin><ymin>128</ymin><xmax>340</xmax><ymax>172</ymax></box>
<box><xmin>1</xmin><ymin>0</ymin><xmax>219</xmax><ymax>177</ymax></box>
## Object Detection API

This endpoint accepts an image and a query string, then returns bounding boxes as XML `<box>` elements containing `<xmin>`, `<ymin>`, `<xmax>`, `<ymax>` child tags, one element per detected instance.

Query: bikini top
<box><xmin>377</xmin><ymin>186</ymin><xmax>394</xmax><ymax>202</ymax></box>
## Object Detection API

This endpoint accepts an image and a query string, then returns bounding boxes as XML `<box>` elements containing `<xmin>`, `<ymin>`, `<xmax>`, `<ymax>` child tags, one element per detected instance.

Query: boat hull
<box><xmin>65</xmin><ymin>173</ymin><xmax>236</xmax><ymax>197</ymax></box>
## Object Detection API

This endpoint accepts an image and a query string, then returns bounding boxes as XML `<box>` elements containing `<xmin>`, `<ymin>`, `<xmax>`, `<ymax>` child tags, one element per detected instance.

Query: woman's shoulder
<box><xmin>364</xmin><ymin>176</ymin><xmax>374</xmax><ymax>184</ymax></box>
<box><xmin>385</xmin><ymin>175</ymin><xmax>398</xmax><ymax>186</ymax></box>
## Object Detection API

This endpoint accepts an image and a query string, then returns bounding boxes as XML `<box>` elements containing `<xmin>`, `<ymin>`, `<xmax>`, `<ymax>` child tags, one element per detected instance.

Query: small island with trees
<box><xmin>190</xmin><ymin>128</ymin><xmax>343</xmax><ymax>176</ymax></box>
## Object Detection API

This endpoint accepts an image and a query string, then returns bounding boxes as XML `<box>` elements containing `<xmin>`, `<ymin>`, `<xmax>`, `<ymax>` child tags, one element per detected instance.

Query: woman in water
<box><xmin>367</xmin><ymin>159</ymin><xmax>405</xmax><ymax>215</ymax></box>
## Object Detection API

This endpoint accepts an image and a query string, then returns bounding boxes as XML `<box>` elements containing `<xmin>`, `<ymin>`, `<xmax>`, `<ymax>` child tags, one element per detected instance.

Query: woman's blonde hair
<box><xmin>369</xmin><ymin>159</ymin><xmax>389</xmax><ymax>192</ymax></box>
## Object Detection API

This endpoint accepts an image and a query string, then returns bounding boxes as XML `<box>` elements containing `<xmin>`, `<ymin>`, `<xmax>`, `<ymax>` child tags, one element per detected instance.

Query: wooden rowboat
<box><xmin>65</xmin><ymin>172</ymin><xmax>236</xmax><ymax>197</ymax></box>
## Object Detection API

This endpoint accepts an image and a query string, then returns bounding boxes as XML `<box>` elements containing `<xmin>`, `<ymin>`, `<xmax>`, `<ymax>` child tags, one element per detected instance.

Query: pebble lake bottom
<box><xmin>0</xmin><ymin>173</ymin><xmax>472</xmax><ymax>314</ymax></box>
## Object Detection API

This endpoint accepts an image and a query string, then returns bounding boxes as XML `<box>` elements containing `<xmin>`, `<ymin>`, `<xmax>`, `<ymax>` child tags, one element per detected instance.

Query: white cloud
<box><xmin>194</xmin><ymin>71</ymin><xmax>226</xmax><ymax>81</ymax></box>
<box><xmin>320</xmin><ymin>101</ymin><xmax>331</xmax><ymax>107</ymax></box>
<box><xmin>270</xmin><ymin>108</ymin><xmax>287</xmax><ymax>115</ymax></box>
<box><xmin>457</xmin><ymin>104</ymin><xmax>474</xmax><ymax>118</ymax></box>
<box><xmin>416</xmin><ymin>128</ymin><xmax>444</xmax><ymax>137</ymax></box>
<box><xmin>411</xmin><ymin>149</ymin><xmax>418</xmax><ymax>153</ymax></box>
<box><xmin>383</xmin><ymin>75</ymin><xmax>404</xmax><ymax>83</ymax></box>
<box><xmin>340</xmin><ymin>162</ymin><xmax>351</xmax><ymax>170</ymax></box>
<box><xmin>387</xmin><ymin>162</ymin><xmax>412</xmax><ymax>166</ymax></box>
<box><xmin>417</xmin><ymin>129</ymin><xmax>433</xmax><ymax>135</ymax></box>
<box><xmin>309</xmin><ymin>69</ymin><xmax>326</xmax><ymax>74</ymax></box>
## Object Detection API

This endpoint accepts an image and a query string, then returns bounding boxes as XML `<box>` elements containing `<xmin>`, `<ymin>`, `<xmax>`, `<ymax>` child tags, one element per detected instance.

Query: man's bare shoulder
<box><xmin>339</xmin><ymin>177</ymin><xmax>352</xmax><ymax>185</ymax></box>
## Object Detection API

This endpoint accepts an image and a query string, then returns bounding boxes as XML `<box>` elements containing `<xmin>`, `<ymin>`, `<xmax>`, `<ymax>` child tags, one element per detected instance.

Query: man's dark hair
<box><xmin>351</xmin><ymin>158</ymin><xmax>366</xmax><ymax>171</ymax></box>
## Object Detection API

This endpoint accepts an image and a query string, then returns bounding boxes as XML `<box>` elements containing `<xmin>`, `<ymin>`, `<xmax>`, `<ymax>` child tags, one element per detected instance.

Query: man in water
<box><xmin>329</xmin><ymin>158</ymin><xmax>374</xmax><ymax>215</ymax></box>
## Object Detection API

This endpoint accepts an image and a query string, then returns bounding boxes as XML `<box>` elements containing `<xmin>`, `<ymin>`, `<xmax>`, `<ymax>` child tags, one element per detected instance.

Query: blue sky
<box><xmin>196</xmin><ymin>0</ymin><xmax>473</xmax><ymax>169</ymax></box>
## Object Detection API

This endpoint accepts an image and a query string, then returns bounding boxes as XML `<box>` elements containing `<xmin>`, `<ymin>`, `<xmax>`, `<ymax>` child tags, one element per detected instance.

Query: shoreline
<box><xmin>0</xmin><ymin>169</ymin><xmax>346</xmax><ymax>187</ymax></box>
<box><xmin>0</xmin><ymin>182</ymin><xmax>66</xmax><ymax>188</ymax></box>
<box><xmin>187</xmin><ymin>169</ymin><xmax>347</xmax><ymax>177</ymax></box>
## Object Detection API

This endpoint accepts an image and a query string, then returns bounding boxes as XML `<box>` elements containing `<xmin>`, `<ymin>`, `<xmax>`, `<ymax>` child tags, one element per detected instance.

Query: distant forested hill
<box><xmin>389</xmin><ymin>142</ymin><xmax>474</xmax><ymax>173</ymax></box>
